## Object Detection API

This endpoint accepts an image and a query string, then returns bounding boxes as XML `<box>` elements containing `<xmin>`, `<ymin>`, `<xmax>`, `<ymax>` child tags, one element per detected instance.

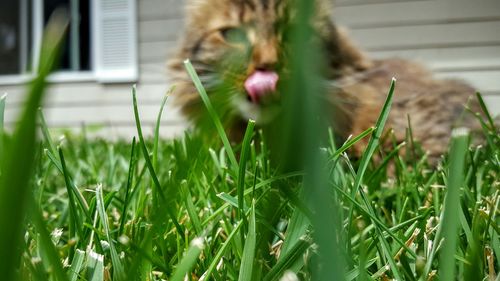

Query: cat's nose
<box><xmin>251</xmin><ymin>41</ymin><xmax>278</xmax><ymax>71</ymax></box>
<box><xmin>244</xmin><ymin>70</ymin><xmax>279</xmax><ymax>104</ymax></box>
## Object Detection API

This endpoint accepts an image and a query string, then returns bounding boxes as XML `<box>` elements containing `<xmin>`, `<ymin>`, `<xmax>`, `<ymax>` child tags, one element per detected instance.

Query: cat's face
<box><xmin>170</xmin><ymin>0</ymin><xmax>368</xmax><ymax>127</ymax></box>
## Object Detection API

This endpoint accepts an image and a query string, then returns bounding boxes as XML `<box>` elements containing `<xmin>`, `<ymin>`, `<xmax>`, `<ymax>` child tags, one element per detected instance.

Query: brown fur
<box><xmin>169</xmin><ymin>0</ymin><xmax>481</xmax><ymax>159</ymax></box>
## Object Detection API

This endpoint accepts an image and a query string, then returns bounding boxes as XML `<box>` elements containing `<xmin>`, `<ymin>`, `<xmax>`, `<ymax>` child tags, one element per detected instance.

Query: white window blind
<box><xmin>92</xmin><ymin>0</ymin><xmax>138</xmax><ymax>83</ymax></box>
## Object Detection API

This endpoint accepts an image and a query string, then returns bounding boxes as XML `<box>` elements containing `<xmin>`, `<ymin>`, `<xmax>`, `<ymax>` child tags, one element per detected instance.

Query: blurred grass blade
<box><xmin>31</xmin><ymin>201</ymin><xmax>69</xmax><ymax>281</ymax></box>
<box><xmin>216</xmin><ymin>192</ymin><xmax>248</xmax><ymax>211</ymax></box>
<box><xmin>439</xmin><ymin>128</ymin><xmax>470</xmax><ymax>280</ymax></box>
<box><xmin>153</xmin><ymin>88</ymin><xmax>172</xmax><ymax>169</ymax></box>
<box><xmin>86</xmin><ymin>251</ymin><xmax>104</xmax><ymax>281</ymax></box>
<box><xmin>345</xmin><ymin>259</ymin><xmax>377</xmax><ymax>281</ymax></box>
<box><xmin>170</xmin><ymin>237</ymin><xmax>205</xmax><ymax>281</ymax></box>
<box><xmin>96</xmin><ymin>185</ymin><xmax>126</xmax><ymax>280</ymax></box>
<box><xmin>0</xmin><ymin>9</ymin><xmax>68</xmax><ymax>281</ymax></box>
<box><xmin>181</xmin><ymin>180</ymin><xmax>203</xmax><ymax>235</ymax></box>
<box><xmin>38</xmin><ymin>108</ymin><xmax>57</xmax><ymax>157</ymax></box>
<box><xmin>238</xmin><ymin>119</ymin><xmax>255</xmax><ymax>234</ymax></box>
<box><xmin>184</xmin><ymin>59</ymin><xmax>238</xmax><ymax>168</ymax></box>
<box><xmin>264</xmin><ymin>236</ymin><xmax>311</xmax><ymax>281</ymax></box>
<box><xmin>59</xmin><ymin>147</ymin><xmax>84</xmax><ymax>239</ymax></box>
<box><xmin>119</xmin><ymin>137</ymin><xmax>136</xmax><ymax>236</ymax></box>
<box><xmin>281</xmin><ymin>0</ymin><xmax>346</xmax><ymax>279</ymax></box>
<box><xmin>202</xmin><ymin>220</ymin><xmax>243</xmax><ymax>280</ymax></box>
<box><xmin>475</xmin><ymin>92</ymin><xmax>495</xmax><ymax>130</ymax></box>
<box><xmin>44</xmin><ymin>146</ymin><xmax>91</xmax><ymax>222</ymax></box>
<box><xmin>238</xmin><ymin>201</ymin><xmax>257</xmax><ymax>281</ymax></box>
<box><xmin>280</xmin><ymin>189</ymin><xmax>310</xmax><ymax>257</ymax></box>
<box><xmin>69</xmin><ymin>249</ymin><xmax>85</xmax><ymax>281</ymax></box>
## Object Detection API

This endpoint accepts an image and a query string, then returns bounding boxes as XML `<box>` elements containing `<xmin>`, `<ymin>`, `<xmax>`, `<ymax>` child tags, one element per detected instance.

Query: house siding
<box><xmin>335</xmin><ymin>0</ymin><xmax>500</xmax><ymax>114</ymax></box>
<box><xmin>2</xmin><ymin>0</ymin><xmax>499</xmax><ymax>139</ymax></box>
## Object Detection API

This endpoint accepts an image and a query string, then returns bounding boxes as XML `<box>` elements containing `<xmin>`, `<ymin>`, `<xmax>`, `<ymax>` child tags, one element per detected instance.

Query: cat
<box><xmin>168</xmin><ymin>0</ymin><xmax>482</xmax><ymax>160</ymax></box>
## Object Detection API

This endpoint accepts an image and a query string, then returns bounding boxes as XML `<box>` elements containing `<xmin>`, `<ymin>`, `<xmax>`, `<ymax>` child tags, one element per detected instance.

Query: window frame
<box><xmin>0</xmin><ymin>0</ymin><xmax>137</xmax><ymax>85</ymax></box>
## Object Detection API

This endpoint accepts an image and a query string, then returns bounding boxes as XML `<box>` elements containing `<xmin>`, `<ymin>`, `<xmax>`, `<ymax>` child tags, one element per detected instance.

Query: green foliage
<box><xmin>0</xmin><ymin>10</ymin><xmax>68</xmax><ymax>281</ymax></box>
<box><xmin>2</xmin><ymin>84</ymin><xmax>496</xmax><ymax>280</ymax></box>
<box><xmin>1</xmin><ymin>2</ymin><xmax>499</xmax><ymax>280</ymax></box>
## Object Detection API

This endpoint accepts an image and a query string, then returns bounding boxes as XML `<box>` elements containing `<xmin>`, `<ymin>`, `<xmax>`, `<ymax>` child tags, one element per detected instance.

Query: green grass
<box><xmin>1</xmin><ymin>74</ymin><xmax>499</xmax><ymax>281</ymax></box>
<box><xmin>1</xmin><ymin>2</ymin><xmax>499</xmax><ymax>280</ymax></box>
<box><xmin>2</xmin><ymin>82</ymin><xmax>497</xmax><ymax>280</ymax></box>
<box><xmin>0</xmin><ymin>10</ymin><xmax>68</xmax><ymax>281</ymax></box>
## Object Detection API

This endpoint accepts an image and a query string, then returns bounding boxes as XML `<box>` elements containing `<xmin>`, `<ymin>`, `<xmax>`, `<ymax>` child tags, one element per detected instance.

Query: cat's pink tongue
<box><xmin>244</xmin><ymin>71</ymin><xmax>279</xmax><ymax>103</ymax></box>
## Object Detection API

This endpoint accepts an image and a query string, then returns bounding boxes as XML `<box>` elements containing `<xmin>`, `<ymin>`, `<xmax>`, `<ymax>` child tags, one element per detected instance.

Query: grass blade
<box><xmin>119</xmin><ymin>137</ymin><xmax>136</xmax><ymax>236</ymax></box>
<box><xmin>131</xmin><ymin>85</ymin><xmax>185</xmax><ymax>238</ymax></box>
<box><xmin>181</xmin><ymin>180</ymin><xmax>203</xmax><ymax>235</ymax></box>
<box><xmin>216</xmin><ymin>192</ymin><xmax>248</xmax><ymax>211</ymax></box>
<box><xmin>68</xmin><ymin>249</ymin><xmax>85</xmax><ymax>281</ymax></box>
<box><xmin>44</xmin><ymin>147</ymin><xmax>91</xmax><ymax>221</ymax></box>
<box><xmin>264</xmin><ymin>236</ymin><xmax>311</xmax><ymax>281</ymax></box>
<box><xmin>352</xmin><ymin>78</ymin><xmax>396</xmax><ymax>193</ymax></box>
<box><xmin>201</xmin><ymin>220</ymin><xmax>243</xmax><ymax>280</ymax></box>
<box><xmin>439</xmin><ymin>128</ymin><xmax>470</xmax><ymax>280</ymax></box>
<box><xmin>184</xmin><ymin>59</ymin><xmax>238</xmax><ymax>168</ymax></box>
<box><xmin>31</xmin><ymin>201</ymin><xmax>69</xmax><ymax>281</ymax></box>
<box><xmin>153</xmin><ymin>88</ymin><xmax>171</xmax><ymax>169</ymax></box>
<box><xmin>59</xmin><ymin>147</ymin><xmax>84</xmax><ymax>239</ymax></box>
<box><xmin>132</xmin><ymin>85</ymin><xmax>164</xmax><ymax>200</ymax></box>
<box><xmin>38</xmin><ymin>108</ymin><xmax>57</xmax><ymax>157</ymax></box>
<box><xmin>86</xmin><ymin>251</ymin><xmax>104</xmax><ymax>281</ymax></box>
<box><xmin>96</xmin><ymin>184</ymin><xmax>126</xmax><ymax>280</ymax></box>
<box><xmin>238</xmin><ymin>119</ymin><xmax>255</xmax><ymax>234</ymax></box>
<box><xmin>347</xmin><ymin>78</ymin><xmax>404</xmax><ymax>279</ymax></box>
<box><xmin>328</xmin><ymin>126</ymin><xmax>375</xmax><ymax>161</ymax></box>
<box><xmin>475</xmin><ymin>92</ymin><xmax>495</xmax><ymax>130</ymax></box>
<box><xmin>170</xmin><ymin>238</ymin><xmax>205</xmax><ymax>281</ymax></box>
<box><xmin>238</xmin><ymin>201</ymin><xmax>257</xmax><ymax>281</ymax></box>
<box><xmin>279</xmin><ymin>189</ymin><xmax>310</xmax><ymax>258</ymax></box>
<box><xmin>0</xmin><ymin>10</ymin><xmax>67</xmax><ymax>280</ymax></box>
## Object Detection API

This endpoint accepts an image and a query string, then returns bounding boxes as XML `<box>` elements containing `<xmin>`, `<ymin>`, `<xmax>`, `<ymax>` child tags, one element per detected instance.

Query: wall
<box><xmin>2</xmin><ymin>0</ymin><xmax>499</xmax><ymax>139</ymax></box>
<box><xmin>334</xmin><ymin>0</ymin><xmax>500</xmax><ymax>103</ymax></box>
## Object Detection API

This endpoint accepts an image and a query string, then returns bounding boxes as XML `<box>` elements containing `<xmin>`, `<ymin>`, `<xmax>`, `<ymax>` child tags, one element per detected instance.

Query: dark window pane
<box><xmin>44</xmin><ymin>0</ymin><xmax>91</xmax><ymax>71</ymax></box>
<box><xmin>0</xmin><ymin>0</ymin><xmax>20</xmax><ymax>75</ymax></box>
<box><xmin>26</xmin><ymin>0</ymin><xmax>32</xmax><ymax>72</ymax></box>
<box><xmin>0</xmin><ymin>0</ymin><xmax>91</xmax><ymax>76</ymax></box>
<box><xmin>79</xmin><ymin>0</ymin><xmax>91</xmax><ymax>70</ymax></box>
<box><xmin>44</xmin><ymin>0</ymin><xmax>70</xmax><ymax>70</ymax></box>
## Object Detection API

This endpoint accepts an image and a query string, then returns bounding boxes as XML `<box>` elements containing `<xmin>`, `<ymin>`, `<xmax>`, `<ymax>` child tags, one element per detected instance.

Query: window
<box><xmin>0</xmin><ymin>0</ymin><xmax>32</xmax><ymax>75</ymax></box>
<box><xmin>44</xmin><ymin>0</ymin><xmax>92</xmax><ymax>72</ymax></box>
<box><xmin>0</xmin><ymin>0</ymin><xmax>137</xmax><ymax>84</ymax></box>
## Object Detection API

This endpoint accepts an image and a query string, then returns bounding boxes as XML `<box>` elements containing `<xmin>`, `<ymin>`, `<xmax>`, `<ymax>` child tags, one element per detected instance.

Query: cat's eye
<box><xmin>219</xmin><ymin>27</ymin><xmax>249</xmax><ymax>45</ymax></box>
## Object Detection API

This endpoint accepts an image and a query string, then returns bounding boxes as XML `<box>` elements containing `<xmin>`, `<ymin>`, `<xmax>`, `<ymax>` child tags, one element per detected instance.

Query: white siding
<box><xmin>334</xmin><ymin>0</ymin><xmax>500</xmax><ymax>113</ymax></box>
<box><xmin>2</xmin><ymin>0</ymin><xmax>499</xmax><ymax>139</ymax></box>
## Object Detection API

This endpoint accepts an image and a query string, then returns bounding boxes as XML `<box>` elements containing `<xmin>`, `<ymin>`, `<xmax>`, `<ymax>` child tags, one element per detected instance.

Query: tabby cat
<box><xmin>168</xmin><ymin>0</ymin><xmax>480</xmax><ymax>159</ymax></box>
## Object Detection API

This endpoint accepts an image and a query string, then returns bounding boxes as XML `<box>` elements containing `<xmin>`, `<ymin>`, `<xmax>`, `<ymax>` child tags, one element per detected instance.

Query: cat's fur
<box><xmin>169</xmin><ymin>0</ymin><xmax>480</xmax><ymax>159</ymax></box>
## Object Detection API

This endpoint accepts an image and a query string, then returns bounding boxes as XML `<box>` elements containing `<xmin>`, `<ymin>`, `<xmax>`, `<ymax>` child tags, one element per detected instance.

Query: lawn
<box><xmin>0</xmin><ymin>8</ymin><xmax>499</xmax><ymax>281</ymax></box>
